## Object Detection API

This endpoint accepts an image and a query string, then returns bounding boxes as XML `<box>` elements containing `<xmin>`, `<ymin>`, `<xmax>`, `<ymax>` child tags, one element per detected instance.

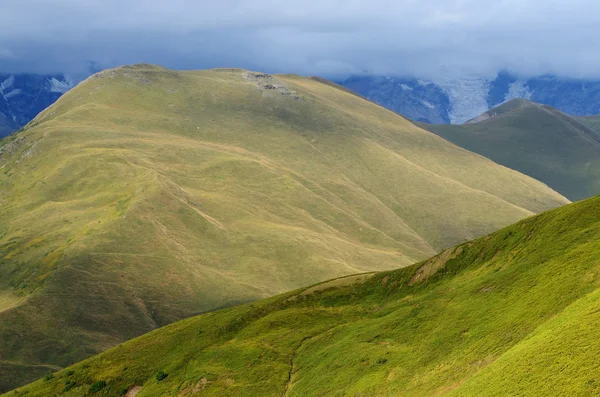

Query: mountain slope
<box><xmin>0</xmin><ymin>65</ymin><xmax>567</xmax><ymax>391</ymax></box>
<box><xmin>9</xmin><ymin>193</ymin><xmax>600</xmax><ymax>397</ymax></box>
<box><xmin>577</xmin><ymin>114</ymin><xmax>600</xmax><ymax>135</ymax></box>
<box><xmin>464</xmin><ymin>97</ymin><xmax>531</xmax><ymax>123</ymax></box>
<box><xmin>421</xmin><ymin>99</ymin><xmax>600</xmax><ymax>201</ymax></box>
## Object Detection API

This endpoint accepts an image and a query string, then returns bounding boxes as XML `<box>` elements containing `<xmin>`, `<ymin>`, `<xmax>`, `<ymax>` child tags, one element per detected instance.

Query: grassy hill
<box><xmin>421</xmin><ymin>99</ymin><xmax>600</xmax><ymax>201</ymax></box>
<box><xmin>464</xmin><ymin>98</ymin><xmax>531</xmax><ymax>124</ymax></box>
<box><xmin>8</xmin><ymin>191</ymin><xmax>600</xmax><ymax>396</ymax></box>
<box><xmin>577</xmin><ymin>114</ymin><xmax>600</xmax><ymax>135</ymax></box>
<box><xmin>0</xmin><ymin>65</ymin><xmax>567</xmax><ymax>391</ymax></box>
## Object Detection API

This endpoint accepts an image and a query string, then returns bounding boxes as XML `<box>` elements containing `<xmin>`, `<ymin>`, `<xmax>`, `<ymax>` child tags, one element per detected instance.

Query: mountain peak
<box><xmin>465</xmin><ymin>98</ymin><xmax>535</xmax><ymax>124</ymax></box>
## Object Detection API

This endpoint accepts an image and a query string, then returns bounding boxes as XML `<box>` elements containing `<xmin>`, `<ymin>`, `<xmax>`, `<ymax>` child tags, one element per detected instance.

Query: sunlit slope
<box><xmin>422</xmin><ymin>99</ymin><xmax>600</xmax><ymax>201</ymax></box>
<box><xmin>0</xmin><ymin>65</ymin><xmax>567</xmax><ymax>390</ymax></box>
<box><xmin>10</xmin><ymin>194</ymin><xmax>600</xmax><ymax>397</ymax></box>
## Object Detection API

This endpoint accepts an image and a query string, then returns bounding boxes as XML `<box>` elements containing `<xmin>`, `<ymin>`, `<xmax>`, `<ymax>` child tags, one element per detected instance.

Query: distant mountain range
<box><xmin>2</xmin><ymin>70</ymin><xmax>600</xmax><ymax>138</ymax></box>
<box><xmin>340</xmin><ymin>72</ymin><xmax>600</xmax><ymax>124</ymax></box>
<box><xmin>0</xmin><ymin>74</ymin><xmax>74</xmax><ymax>137</ymax></box>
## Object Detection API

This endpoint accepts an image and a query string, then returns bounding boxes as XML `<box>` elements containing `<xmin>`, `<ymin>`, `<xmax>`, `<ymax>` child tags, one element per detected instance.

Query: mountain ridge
<box><xmin>420</xmin><ymin>99</ymin><xmax>600</xmax><ymax>201</ymax></box>
<box><xmin>4</xmin><ymin>70</ymin><xmax>600</xmax><ymax>138</ymax></box>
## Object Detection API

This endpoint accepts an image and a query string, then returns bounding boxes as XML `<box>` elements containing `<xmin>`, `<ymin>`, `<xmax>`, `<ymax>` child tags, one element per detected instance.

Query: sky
<box><xmin>1</xmin><ymin>0</ymin><xmax>599</xmax><ymax>79</ymax></box>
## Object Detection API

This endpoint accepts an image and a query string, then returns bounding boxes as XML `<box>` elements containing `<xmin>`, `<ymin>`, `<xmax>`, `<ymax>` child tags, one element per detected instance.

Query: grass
<box><xmin>7</xmin><ymin>193</ymin><xmax>600</xmax><ymax>396</ymax></box>
<box><xmin>0</xmin><ymin>65</ymin><xmax>568</xmax><ymax>391</ymax></box>
<box><xmin>577</xmin><ymin>114</ymin><xmax>600</xmax><ymax>135</ymax></box>
<box><xmin>421</xmin><ymin>99</ymin><xmax>600</xmax><ymax>201</ymax></box>
<box><xmin>465</xmin><ymin>97</ymin><xmax>531</xmax><ymax>123</ymax></box>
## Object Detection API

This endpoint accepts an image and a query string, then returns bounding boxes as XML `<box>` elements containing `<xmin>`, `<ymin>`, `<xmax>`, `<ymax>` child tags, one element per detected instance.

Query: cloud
<box><xmin>1</xmin><ymin>0</ymin><xmax>600</xmax><ymax>79</ymax></box>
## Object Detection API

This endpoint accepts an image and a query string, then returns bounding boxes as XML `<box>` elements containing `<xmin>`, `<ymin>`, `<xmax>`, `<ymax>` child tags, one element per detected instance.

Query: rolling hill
<box><xmin>577</xmin><ymin>114</ymin><xmax>600</xmax><ymax>135</ymax></box>
<box><xmin>0</xmin><ymin>65</ymin><xmax>568</xmax><ymax>391</ymax></box>
<box><xmin>421</xmin><ymin>99</ymin><xmax>600</xmax><ymax>201</ymax></box>
<box><xmin>8</xmin><ymin>190</ymin><xmax>600</xmax><ymax>396</ymax></box>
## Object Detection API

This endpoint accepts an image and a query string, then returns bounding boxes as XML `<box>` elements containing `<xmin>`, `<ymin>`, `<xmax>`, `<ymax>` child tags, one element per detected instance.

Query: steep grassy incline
<box><xmin>421</xmin><ymin>99</ymin><xmax>600</xmax><ymax>201</ymax></box>
<box><xmin>0</xmin><ymin>65</ymin><xmax>567</xmax><ymax>391</ymax></box>
<box><xmin>9</xmin><ymin>194</ymin><xmax>600</xmax><ymax>397</ymax></box>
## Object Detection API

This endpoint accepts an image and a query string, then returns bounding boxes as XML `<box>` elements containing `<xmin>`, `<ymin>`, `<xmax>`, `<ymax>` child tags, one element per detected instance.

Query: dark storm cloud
<box><xmin>1</xmin><ymin>0</ymin><xmax>599</xmax><ymax>78</ymax></box>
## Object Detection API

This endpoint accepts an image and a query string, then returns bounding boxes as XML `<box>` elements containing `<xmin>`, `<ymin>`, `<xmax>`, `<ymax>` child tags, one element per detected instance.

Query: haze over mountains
<box><xmin>0</xmin><ymin>64</ymin><xmax>569</xmax><ymax>391</ymax></box>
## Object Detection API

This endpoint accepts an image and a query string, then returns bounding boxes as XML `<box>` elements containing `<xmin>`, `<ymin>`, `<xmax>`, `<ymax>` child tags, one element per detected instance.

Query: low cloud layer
<box><xmin>2</xmin><ymin>0</ymin><xmax>599</xmax><ymax>79</ymax></box>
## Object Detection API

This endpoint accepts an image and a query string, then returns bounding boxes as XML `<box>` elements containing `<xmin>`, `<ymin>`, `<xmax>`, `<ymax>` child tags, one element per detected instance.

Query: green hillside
<box><xmin>0</xmin><ymin>65</ymin><xmax>567</xmax><ymax>391</ymax></box>
<box><xmin>577</xmin><ymin>114</ymin><xmax>600</xmax><ymax>135</ymax></box>
<box><xmin>421</xmin><ymin>99</ymin><xmax>600</xmax><ymax>201</ymax></box>
<box><xmin>465</xmin><ymin>98</ymin><xmax>531</xmax><ymax>124</ymax></box>
<box><xmin>8</xmin><ymin>192</ymin><xmax>600</xmax><ymax>397</ymax></box>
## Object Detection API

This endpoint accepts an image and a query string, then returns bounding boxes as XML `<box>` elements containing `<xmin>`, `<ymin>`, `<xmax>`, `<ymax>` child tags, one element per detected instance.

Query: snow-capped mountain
<box><xmin>342</xmin><ymin>75</ymin><xmax>451</xmax><ymax>124</ymax></box>
<box><xmin>340</xmin><ymin>72</ymin><xmax>600</xmax><ymax>124</ymax></box>
<box><xmin>3</xmin><ymin>69</ymin><xmax>600</xmax><ymax>138</ymax></box>
<box><xmin>0</xmin><ymin>73</ymin><xmax>75</xmax><ymax>138</ymax></box>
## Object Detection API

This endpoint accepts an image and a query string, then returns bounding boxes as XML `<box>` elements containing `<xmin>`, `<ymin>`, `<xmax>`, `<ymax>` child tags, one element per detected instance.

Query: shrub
<box><xmin>91</xmin><ymin>381</ymin><xmax>106</xmax><ymax>392</ymax></box>
<box><xmin>156</xmin><ymin>370</ymin><xmax>168</xmax><ymax>381</ymax></box>
<box><xmin>43</xmin><ymin>373</ymin><xmax>54</xmax><ymax>381</ymax></box>
<box><xmin>63</xmin><ymin>380</ymin><xmax>76</xmax><ymax>392</ymax></box>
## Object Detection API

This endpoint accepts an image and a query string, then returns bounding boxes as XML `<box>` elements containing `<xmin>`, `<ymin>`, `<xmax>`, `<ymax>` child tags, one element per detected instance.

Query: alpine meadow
<box><xmin>0</xmin><ymin>65</ymin><xmax>569</xmax><ymax>391</ymax></box>
<box><xmin>9</xmin><ymin>184</ymin><xmax>600</xmax><ymax>397</ymax></box>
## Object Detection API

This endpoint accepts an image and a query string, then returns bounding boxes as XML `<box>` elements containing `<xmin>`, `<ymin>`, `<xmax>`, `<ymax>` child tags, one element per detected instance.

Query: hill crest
<box><xmin>421</xmin><ymin>100</ymin><xmax>600</xmax><ymax>200</ymax></box>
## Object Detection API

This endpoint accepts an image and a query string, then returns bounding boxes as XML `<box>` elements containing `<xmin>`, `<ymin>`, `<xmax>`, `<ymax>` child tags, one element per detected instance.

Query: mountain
<box><xmin>340</xmin><ymin>72</ymin><xmax>600</xmax><ymax>124</ymax></box>
<box><xmin>340</xmin><ymin>76</ymin><xmax>451</xmax><ymax>123</ymax></box>
<box><xmin>0</xmin><ymin>73</ymin><xmax>74</xmax><ymax>138</ymax></box>
<box><xmin>490</xmin><ymin>72</ymin><xmax>600</xmax><ymax>116</ymax></box>
<box><xmin>420</xmin><ymin>99</ymin><xmax>600</xmax><ymax>201</ymax></box>
<box><xmin>8</xmin><ymin>191</ymin><xmax>600</xmax><ymax>397</ymax></box>
<box><xmin>4</xmin><ymin>71</ymin><xmax>600</xmax><ymax>137</ymax></box>
<box><xmin>0</xmin><ymin>65</ymin><xmax>568</xmax><ymax>391</ymax></box>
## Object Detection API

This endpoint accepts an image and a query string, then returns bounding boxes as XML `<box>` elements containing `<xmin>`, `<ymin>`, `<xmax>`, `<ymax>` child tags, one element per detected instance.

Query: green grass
<box><xmin>465</xmin><ymin>97</ymin><xmax>531</xmax><ymax>123</ymax></box>
<box><xmin>8</xmin><ymin>194</ymin><xmax>600</xmax><ymax>396</ymax></box>
<box><xmin>577</xmin><ymin>114</ymin><xmax>600</xmax><ymax>135</ymax></box>
<box><xmin>0</xmin><ymin>65</ymin><xmax>568</xmax><ymax>391</ymax></box>
<box><xmin>421</xmin><ymin>99</ymin><xmax>600</xmax><ymax>201</ymax></box>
